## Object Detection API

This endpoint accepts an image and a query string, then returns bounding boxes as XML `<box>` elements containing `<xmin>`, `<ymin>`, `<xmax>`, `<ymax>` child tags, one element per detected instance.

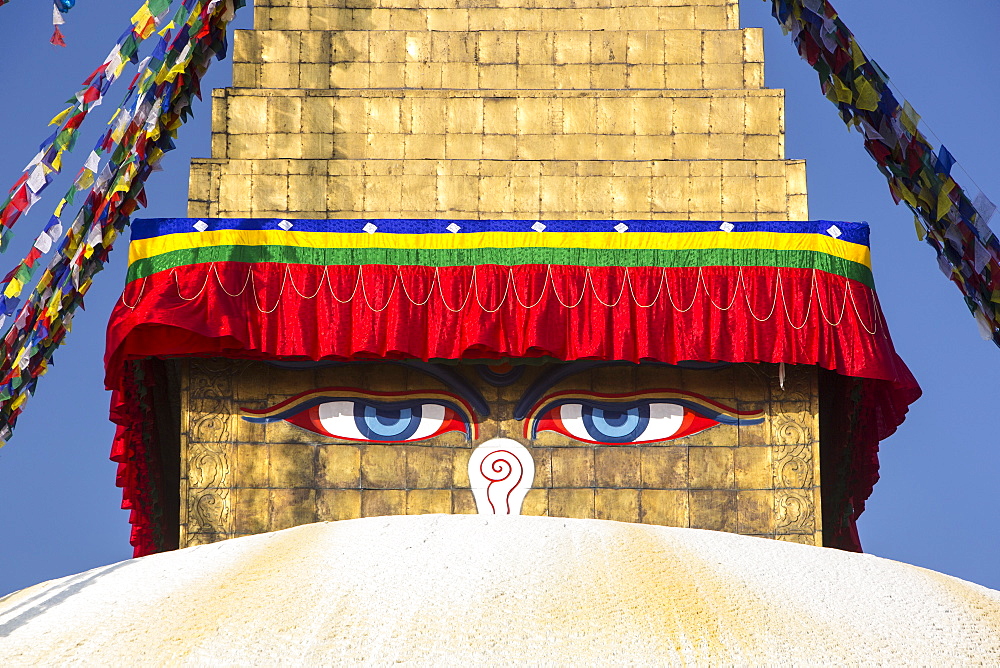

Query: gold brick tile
<box><xmin>590</xmin><ymin>64</ymin><xmax>627</xmax><ymax>89</ymax></box>
<box><xmin>628</xmin><ymin>65</ymin><xmax>666</xmax><ymax>90</ymax></box>
<box><xmin>688</xmin><ymin>446</ymin><xmax>735</xmax><ymax>489</ymax></box>
<box><xmin>232</xmin><ymin>63</ymin><xmax>259</xmax><ymax>88</ymax></box>
<box><xmin>227</xmin><ymin>95</ymin><xmax>269</xmax><ymax>135</ymax></box>
<box><xmin>517</xmin><ymin>31</ymin><xmax>553</xmax><ymax>65</ymax></box>
<box><xmin>665</xmin><ymin>30</ymin><xmax>702</xmax><ymax>65</ymax></box>
<box><xmin>689</xmin><ymin>489</ymin><xmax>737</xmax><ymax>532</ymax></box>
<box><xmin>554</xmin><ymin>32</ymin><xmax>590</xmax><ymax>64</ymax></box>
<box><xmin>478</xmin><ymin>64</ymin><xmax>517</xmax><ymax>89</ymax></box>
<box><xmin>261</xmin><ymin>62</ymin><xmax>301</xmax><ymax>88</ymax></box>
<box><xmin>452</xmin><ymin>489</ymin><xmax>476</xmax><ymax>514</ymax></box>
<box><xmin>427</xmin><ymin>9</ymin><xmax>470</xmax><ymax>32</ymax></box>
<box><xmin>331</xmin><ymin>62</ymin><xmax>369</xmax><ymax>87</ymax></box>
<box><xmin>663</xmin><ymin>63</ymin><xmax>702</xmax><ymax>89</ymax></box>
<box><xmin>639</xmin><ymin>489</ymin><xmax>688</xmax><ymax>527</ymax></box>
<box><xmin>595</xmin><ymin>488</ymin><xmax>640</xmax><ymax>523</ymax></box>
<box><xmin>360</xmin><ymin>444</ymin><xmax>406</xmax><ymax>489</ymax></box>
<box><xmin>481</xmin><ymin>135</ymin><xmax>517</xmax><ymax>160</ymax></box>
<box><xmin>438</xmin><ymin>173</ymin><xmax>480</xmax><ymax>210</ymax></box>
<box><xmin>640</xmin><ymin>446</ymin><xmax>687</xmax><ymax>489</ymax></box>
<box><xmin>403</xmin><ymin>32</ymin><xmax>432</xmax><ymax>62</ymax></box>
<box><xmin>515</xmin><ymin>135</ymin><xmax>552</xmax><ymax>161</ymax></box>
<box><xmin>553</xmin><ymin>64</ymin><xmax>591</xmax><ymax>89</ymax></box>
<box><xmin>317</xmin><ymin>489</ymin><xmax>362</xmax><ymax>521</ymax></box>
<box><xmin>406</xmin><ymin>446</ymin><xmax>454</xmax><ymax>488</ymax></box>
<box><xmin>744</xmin><ymin>62</ymin><xmax>764</xmax><ymax>89</ymax></box>
<box><xmin>361</xmin><ymin>489</ymin><xmax>407</xmax><ymax>517</ymax></box>
<box><xmin>441</xmin><ymin>62</ymin><xmax>478</xmax><ymax>89</ymax></box>
<box><xmin>406</xmin><ymin>489</ymin><xmax>453</xmax><ymax>515</ymax></box>
<box><xmin>521</xmin><ymin>488</ymin><xmax>549</xmax><ymax>516</ymax></box>
<box><xmin>332</xmin><ymin>31</ymin><xmax>369</xmax><ymax>63</ymax></box>
<box><xmin>318</xmin><ymin>444</ymin><xmax>362</xmax><ymax>488</ymax></box>
<box><xmin>626</xmin><ymin>31</ymin><xmax>664</xmax><ymax>65</ymax></box>
<box><xmin>233</xmin><ymin>488</ymin><xmax>271</xmax><ymax>535</ymax></box>
<box><xmin>540</xmin><ymin>175</ymin><xmax>577</xmax><ymax>211</ymax></box>
<box><xmin>250</xmin><ymin>174</ymin><xmax>288</xmax><ymax>212</ymax></box>
<box><xmin>595</xmin><ymin>447</ymin><xmax>641</xmax><ymax>487</ymax></box>
<box><xmin>551</xmin><ymin>447</ymin><xmax>596</xmax><ymax>487</ymax></box>
<box><xmin>694</xmin><ymin>4</ymin><xmax>729</xmax><ymax>30</ymax></box>
<box><xmin>738</xmin><ymin>489</ymin><xmax>775</xmax><ymax>534</ymax></box>
<box><xmin>478</xmin><ymin>32</ymin><xmax>516</xmax><ymax>64</ymax></box>
<box><xmin>369</xmin><ymin>62</ymin><xmax>406</xmax><ymax>87</ymax></box>
<box><xmin>702</xmin><ymin>30</ymin><xmax>743</xmax><ymax>64</ymax></box>
<box><xmin>445</xmin><ymin>134</ymin><xmax>484</xmax><ymax>160</ymax></box>
<box><xmin>549</xmin><ymin>488</ymin><xmax>596</xmax><ymax>519</ymax></box>
<box><xmin>703</xmin><ymin>63</ymin><xmax>744</xmax><ymax>89</ymax></box>
<box><xmin>721</xmin><ymin>175</ymin><xmax>757</xmax><ymax>212</ymax></box>
<box><xmin>271</xmin><ymin>489</ymin><xmax>316</xmax><ymax>530</ymax></box>
<box><xmin>299</xmin><ymin>31</ymin><xmax>332</xmax><ymax>64</ymax></box>
<box><xmin>234</xmin><ymin>443</ymin><xmax>270</xmax><ymax>487</ymax></box>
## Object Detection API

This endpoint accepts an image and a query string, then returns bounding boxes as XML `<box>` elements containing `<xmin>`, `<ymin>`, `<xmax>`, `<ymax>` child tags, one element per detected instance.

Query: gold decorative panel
<box><xmin>177</xmin><ymin>360</ymin><xmax>821</xmax><ymax>547</ymax></box>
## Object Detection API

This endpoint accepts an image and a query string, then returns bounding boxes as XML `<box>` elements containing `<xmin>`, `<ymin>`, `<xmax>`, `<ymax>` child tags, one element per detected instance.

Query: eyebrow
<box><xmin>266</xmin><ymin>360</ymin><xmax>490</xmax><ymax>417</ymax></box>
<box><xmin>512</xmin><ymin>360</ymin><xmax>731</xmax><ymax>420</ymax></box>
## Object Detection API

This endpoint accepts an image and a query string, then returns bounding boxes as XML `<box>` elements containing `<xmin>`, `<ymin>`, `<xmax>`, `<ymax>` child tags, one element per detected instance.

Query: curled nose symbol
<box><xmin>467</xmin><ymin>438</ymin><xmax>535</xmax><ymax>515</ymax></box>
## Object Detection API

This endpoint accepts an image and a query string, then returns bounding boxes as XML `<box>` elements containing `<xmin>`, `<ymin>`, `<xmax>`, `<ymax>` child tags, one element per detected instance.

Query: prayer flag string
<box><xmin>766</xmin><ymin>0</ymin><xmax>1000</xmax><ymax>345</ymax></box>
<box><xmin>0</xmin><ymin>0</ymin><xmax>243</xmax><ymax>444</ymax></box>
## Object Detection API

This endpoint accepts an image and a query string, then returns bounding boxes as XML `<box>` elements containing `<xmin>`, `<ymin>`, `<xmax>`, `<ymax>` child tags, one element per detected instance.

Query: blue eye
<box><xmin>356</xmin><ymin>404</ymin><xmax>421</xmax><ymax>441</ymax></box>
<box><xmin>581</xmin><ymin>404</ymin><xmax>650</xmax><ymax>443</ymax></box>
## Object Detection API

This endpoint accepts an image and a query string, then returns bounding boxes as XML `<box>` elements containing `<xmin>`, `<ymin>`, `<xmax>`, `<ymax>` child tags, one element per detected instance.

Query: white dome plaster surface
<box><xmin>1</xmin><ymin>514</ymin><xmax>998</xmax><ymax>665</ymax></box>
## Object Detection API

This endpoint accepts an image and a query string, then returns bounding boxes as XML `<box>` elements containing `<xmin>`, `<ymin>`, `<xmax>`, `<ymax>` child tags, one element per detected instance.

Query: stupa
<box><xmin>101</xmin><ymin>0</ymin><xmax>919</xmax><ymax>559</ymax></box>
<box><xmin>3</xmin><ymin>0</ymin><xmax>997</xmax><ymax>663</ymax></box>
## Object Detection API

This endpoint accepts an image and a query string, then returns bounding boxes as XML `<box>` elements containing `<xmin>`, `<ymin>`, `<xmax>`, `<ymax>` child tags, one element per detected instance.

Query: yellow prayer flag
<box><xmin>832</xmin><ymin>75</ymin><xmax>853</xmax><ymax>104</ymax></box>
<box><xmin>897</xmin><ymin>182</ymin><xmax>918</xmax><ymax>208</ymax></box>
<box><xmin>854</xmin><ymin>76</ymin><xmax>879</xmax><ymax>112</ymax></box>
<box><xmin>49</xmin><ymin>107</ymin><xmax>72</xmax><ymax>127</ymax></box>
<box><xmin>937</xmin><ymin>180</ymin><xmax>956</xmax><ymax>221</ymax></box>
<box><xmin>914</xmin><ymin>216</ymin><xmax>926</xmax><ymax>241</ymax></box>
<box><xmin>131</xmin><ymin>4</ymin><xmax>154</xmax><ymax>29</ymax></box>
<box><xmin>11</xmin><ymin>393</ymin><xmax>27</xmax><ymax>410</ymax></box>
<box><xmin>4</xmin><ymin>278</ymin><xmax>22</xmax><ymax>298</ymax></box>
<box><xmin>901</xmin><ymin>101</ymin><xmax>921</xmax><ymax>136</ymax></box>
<box><xmin>77</xmin><ymin>169</ymin><xmax>95</xmax><ymax>190</ymax></box>
<box><xmin>849</xmin><ymin>37</ymin><xmax>867</xmax><ymax>71</ymax></box>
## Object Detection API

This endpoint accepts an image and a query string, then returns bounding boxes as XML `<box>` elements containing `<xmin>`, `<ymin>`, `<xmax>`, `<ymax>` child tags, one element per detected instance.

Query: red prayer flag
<box><xmin>50</xmin><ymin>27</ymin><xmax>66</xmax><ymax>48</ymax></box>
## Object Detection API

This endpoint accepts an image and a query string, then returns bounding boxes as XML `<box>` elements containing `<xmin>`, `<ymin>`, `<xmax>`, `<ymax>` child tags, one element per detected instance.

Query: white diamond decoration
<box><xmin>278</xmin><ymin>220</ymin><xmax>293</xmax><ymax>231</ymax></box>
<box><xmin>827</xmin><ymin>224</ymin><xmax>842</xmax><ymax>238</ymax></box>
<box><xmin>363</xmin><ymin>222</ymin><xmax>378</xmax><ymax>234</ymax></box>
<box><xmin>614</xmin><ymin>222</ymin><xmax>629</xmax><ymax>233</ymax></box>
<box><xmin>192</xmin><ymin>220</ymin><xmax>208</xmax><ymax>232</ymax></box>
<box><xmin>531</xmin><ymin>222</ymin><xmax>546</xmax><ymax>232</ymax></box>
<box><xmin>720</xmin><ymin>222</ymin><xmax>735</xmax><ymax>233</ymax></box>
<box><xmin>447</xmin><ymin>222</ymin><xmax>461</xmax><ymax>233</ymax></box>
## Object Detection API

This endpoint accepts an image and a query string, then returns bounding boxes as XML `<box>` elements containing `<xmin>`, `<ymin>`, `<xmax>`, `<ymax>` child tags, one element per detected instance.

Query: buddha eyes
<box><xmin>525</xmin><ymin>391</ymin><xmax>764</xmax><ymax>445</ymax></box>
<box><xmin>241</xmin><ymin>389</ymin><xmax>475</xmax><ymax>443</ymax></box>
<box><xmin>242</xmin><ymin>387</ymin><xmax>763</xmax><ymax>446</ymax></box>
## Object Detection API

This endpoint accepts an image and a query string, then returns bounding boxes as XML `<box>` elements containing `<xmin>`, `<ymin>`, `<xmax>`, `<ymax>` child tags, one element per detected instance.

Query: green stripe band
<box><xmin>126</xmin><ymin>245</ymin><xmax>875</xmax><ymax>287</ymax></box>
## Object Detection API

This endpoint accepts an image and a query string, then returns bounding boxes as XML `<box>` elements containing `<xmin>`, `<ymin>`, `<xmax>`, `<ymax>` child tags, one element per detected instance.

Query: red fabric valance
<box><xmin>106</xmin><ymin>262</ymin><xmax>919</xmax><ymax>556</ymax></box>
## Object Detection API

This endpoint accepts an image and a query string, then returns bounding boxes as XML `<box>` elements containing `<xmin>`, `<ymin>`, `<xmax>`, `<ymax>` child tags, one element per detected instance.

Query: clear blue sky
<box><xmin>0</xmin><ymin>1</ymin><xmax>996</xmax><ymax>596</ymax></box>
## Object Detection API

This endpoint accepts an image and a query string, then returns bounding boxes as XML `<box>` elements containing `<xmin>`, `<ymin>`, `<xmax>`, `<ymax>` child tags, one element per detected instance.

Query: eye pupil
<box><xmin>357</xmin><ymin>404</ymin><xmax>422</xmax><ymax>440</ymax></box>
<box><xmin>582</xmin><ymin>405</ymin><xmax>649</xmax><ymax>443</ymax></box>
<box><xmin>599</xmin><ymin>409</ymin><xmax>629</xmax><ymax>427</ymax></box>
<box><xmin>372</xmin><ymin>407</ymin><xmax>403</xmax><ymax>425</ymax></box>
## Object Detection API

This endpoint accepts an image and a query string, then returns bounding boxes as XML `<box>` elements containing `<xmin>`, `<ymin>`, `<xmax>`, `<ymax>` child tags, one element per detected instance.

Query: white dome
<box><xmin>1</xmin><ymin>515</ymin><xmax>998</xmax><ymax>665</ymax></box>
